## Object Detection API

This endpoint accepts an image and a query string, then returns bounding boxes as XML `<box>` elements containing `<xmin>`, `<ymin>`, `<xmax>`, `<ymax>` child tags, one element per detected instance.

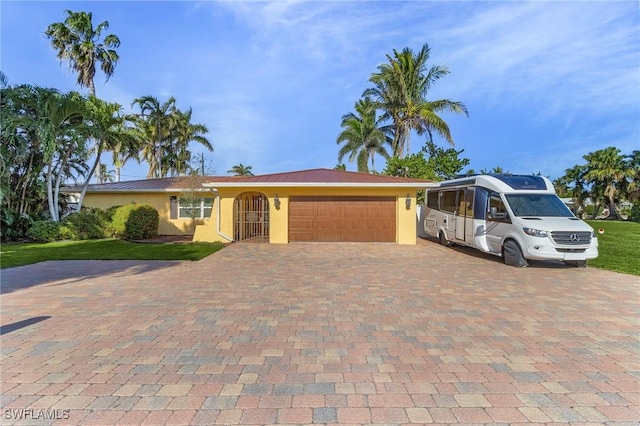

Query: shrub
<box><xmin>59</xmin><ymin>224</ymin><xmax>75</xmax><ymax>240</ymax></box>
<box><xmin>63</xmin><ymin>208</ymin><xmax>109</xmax><ymax>240</ymax></box>
<box><xmin>27</xmin><ymin>220</ymin><xmax>63</xmax><ymax>242</ymax></box>
<box><xmin>111</xmin><ymin>204</ymin><xmax>159</xmax><ymax>240</ymax></box>
<box><xmin>1</xmin><ymin>210</ymin><xmax>35</xmax><ymax>242</ymax></box>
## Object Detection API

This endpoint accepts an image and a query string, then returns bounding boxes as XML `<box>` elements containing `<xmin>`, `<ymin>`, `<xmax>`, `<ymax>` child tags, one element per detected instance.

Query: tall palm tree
<box><xmin>228</xmin><ymin>164</ymin><xmax>253</xmax><ymax>176</ymax></box>
<box><xmin>132</xmin><ymin>96</ymin><xmax>178</xmax><ymax>178</ymax></box>
<box><xmin>45</xmin><ymin>10</ymin><xmax>120</xmax><ymax>96</ymax></box>
<box><xmin>583</xmin><ymin>147</ymin><xmax>629</xmax><ymax>220</ymax></box>
<box><xmin>336</xmin><ymin>97</ymin><xmax>390</xmax><ymax>173</ymax></box>
<box><xmin>132</xmin><ymin>96</ymin><xmax>212</xmax><ymax>178</ymax></box>
<box><xmin>46</xmin><ymin>10</ymin><xmax>121</xmax><ymax>184</ymax></box>
<box><xmin>168</xmin><ymin>108</ymin><xmax>212</xmax><ymax>177</ymax></box>
<box><xmin>364</xmin><ymin>43</ymin><xmax>468</xmax><ymax>157</ymax></box>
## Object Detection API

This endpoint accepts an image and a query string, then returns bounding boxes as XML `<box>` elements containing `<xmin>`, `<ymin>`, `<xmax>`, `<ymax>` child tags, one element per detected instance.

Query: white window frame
<box><xmin>178</xmin><ymin>197</ymin><xmax>213</xmax><ymax>219</ymax></box>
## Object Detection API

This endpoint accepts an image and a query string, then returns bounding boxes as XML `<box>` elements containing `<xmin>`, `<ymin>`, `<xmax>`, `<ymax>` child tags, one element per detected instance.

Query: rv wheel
<box><xmin>502</xmin><ymin>240</ymin><xmax>528</xmax><ymax>267</ymax></box>
<box><xmin>438</xmin><ymin>231</ymin><xmax>449</xmax><ymax>247</ymax></box>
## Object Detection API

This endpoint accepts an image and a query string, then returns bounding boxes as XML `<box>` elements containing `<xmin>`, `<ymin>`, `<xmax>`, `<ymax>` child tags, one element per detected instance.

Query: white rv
<box><xmin>420</xmin><ymin>174</ymin><xmax>598</xmax><ymax>267</ymax></box>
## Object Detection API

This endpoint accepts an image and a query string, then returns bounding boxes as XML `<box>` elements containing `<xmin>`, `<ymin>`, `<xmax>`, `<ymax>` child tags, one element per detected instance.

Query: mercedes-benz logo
<box><xmin>570</xmin><ymin>233</ymin><xmax>580</xmax><ymax>242</ymax></box>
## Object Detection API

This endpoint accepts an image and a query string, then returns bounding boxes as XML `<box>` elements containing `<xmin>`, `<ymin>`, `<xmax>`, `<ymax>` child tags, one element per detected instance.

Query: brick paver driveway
<box><xmin>1</xmin><ymin>239</ymin><xmax>638</xmax><ymax>425</ymax></box>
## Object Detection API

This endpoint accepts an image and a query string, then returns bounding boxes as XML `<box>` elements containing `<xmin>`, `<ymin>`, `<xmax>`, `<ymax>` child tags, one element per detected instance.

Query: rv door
<box><xmin>486</xmin><ymin>192</ymin><xmax>511</xmax><ymax>254</ymax></box>
<box><xmin>455</xmin><ymin>188</ymin><xmax>475</xmax><ymax>244</ymax></box>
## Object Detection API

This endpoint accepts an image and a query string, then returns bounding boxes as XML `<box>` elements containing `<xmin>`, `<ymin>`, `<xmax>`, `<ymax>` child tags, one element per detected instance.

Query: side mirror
<box><xmin>490</xmin><ymin>206</ymin><xmax>498</xmax><ymax>218</ymax></box>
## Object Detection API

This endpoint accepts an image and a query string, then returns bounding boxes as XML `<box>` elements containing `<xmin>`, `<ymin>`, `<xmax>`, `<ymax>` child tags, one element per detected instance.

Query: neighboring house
<box><xmin>64</xmin><ymin>168</ymin><xmax>435</xmax><ymax>244</ymax></box>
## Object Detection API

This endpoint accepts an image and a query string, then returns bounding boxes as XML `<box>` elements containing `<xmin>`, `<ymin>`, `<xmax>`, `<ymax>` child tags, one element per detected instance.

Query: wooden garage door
<box><xmin>289</xmin><ymin>196</ymin><xmax>396</xmax><ymax>242</ymax></box>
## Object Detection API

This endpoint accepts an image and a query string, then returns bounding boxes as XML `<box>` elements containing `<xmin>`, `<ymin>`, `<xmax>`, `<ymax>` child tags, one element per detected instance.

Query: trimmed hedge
<box><xmin>63</xmin><ymin>208</ymin><xmax>111</xmax><ymax>239</ymax></box>
<box><xmin>27</xmin><ymin>220</ymin><xmax>64</xmax><ymax>242</ymax></box>
<box><xmin>25</xmin><ymin>204</ymin><xmax>159</xmax><ymax>242</ymax></box>
<box><xmin>111</xmin><ymin>204</ymin><xmax>159</xmax><ymax>240</ymax></box>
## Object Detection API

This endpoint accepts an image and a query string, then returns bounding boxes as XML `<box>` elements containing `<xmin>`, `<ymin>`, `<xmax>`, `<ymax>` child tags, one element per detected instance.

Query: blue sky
<box><xmin>2</xmin><ymin>1</ymin><xmax>639</xmax><ymax>181</ymax></box>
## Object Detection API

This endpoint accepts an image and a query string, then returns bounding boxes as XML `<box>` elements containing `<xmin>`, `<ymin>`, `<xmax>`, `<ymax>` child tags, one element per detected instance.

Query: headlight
<box><xmin>523</xmin><ymin>227</ymin><xmax>548</xmax><ymax>238</ymax></box>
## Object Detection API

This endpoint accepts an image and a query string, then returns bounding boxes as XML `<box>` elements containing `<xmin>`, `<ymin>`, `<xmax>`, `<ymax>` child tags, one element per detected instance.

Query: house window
<box><xmin>177</xmin><ymin>197</ymin><xmax>214</xmax><ymax>219</ymax></box>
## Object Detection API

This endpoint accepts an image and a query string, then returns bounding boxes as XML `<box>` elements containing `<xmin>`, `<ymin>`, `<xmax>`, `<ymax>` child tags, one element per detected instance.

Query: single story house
<box><xmin>68</xmin><ymin>168</ymin><xmax>435</xmax><ymax>244</ymax></box>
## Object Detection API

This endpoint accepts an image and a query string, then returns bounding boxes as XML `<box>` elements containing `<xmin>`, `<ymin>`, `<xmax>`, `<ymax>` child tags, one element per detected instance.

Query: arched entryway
<box><xmin>233</xmin><ymin>192</ymin><xmax>270</xmax><ymax>242</ymax></box>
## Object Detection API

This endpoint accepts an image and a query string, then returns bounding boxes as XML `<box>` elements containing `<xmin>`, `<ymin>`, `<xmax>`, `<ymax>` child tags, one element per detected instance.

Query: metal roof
<box><xmin>203</xmin><ymin>169</ymin><xmax>434</xmax><ymax>188</ymax></box>
<box><xmin>62</xmin><ymin>169</ymin><xmax>435</xmax><ymax>193</ymax></box>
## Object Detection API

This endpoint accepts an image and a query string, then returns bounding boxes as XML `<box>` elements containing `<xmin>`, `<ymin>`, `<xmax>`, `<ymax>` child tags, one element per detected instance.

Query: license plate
<box><xmin>564</xmin><ymin>253</ymin><xmax>584</xmax><ymax>260</ymax></box>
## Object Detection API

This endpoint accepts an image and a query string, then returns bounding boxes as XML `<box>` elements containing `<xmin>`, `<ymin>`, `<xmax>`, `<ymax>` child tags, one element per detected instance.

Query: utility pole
<box><xmin>199</xmin><ymin>153</ymin><xmax>205</xmax><ymax>176</ymax></box>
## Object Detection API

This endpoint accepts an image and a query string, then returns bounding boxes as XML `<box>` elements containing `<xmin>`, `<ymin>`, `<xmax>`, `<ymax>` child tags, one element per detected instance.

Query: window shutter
<box><xmin>170</xmin><ymin>196</ymin><xmax>178</xmax><ymax>219</ymax></box>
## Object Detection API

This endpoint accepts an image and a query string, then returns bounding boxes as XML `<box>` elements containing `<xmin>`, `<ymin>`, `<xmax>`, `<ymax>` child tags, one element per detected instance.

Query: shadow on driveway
<box><xmin>0</xmin><ymin>316</ymin><xmax>51</xmax><ymax>335</ymax></box>
<box><xmin>0</xmin><ymin>260</ymin><xmax>183</xmax><ymax>294</ymax></box>
<box><xmin>419</xmin><ymin>236</ymin><xmax>576</xmax><ymax>269</ymax></box>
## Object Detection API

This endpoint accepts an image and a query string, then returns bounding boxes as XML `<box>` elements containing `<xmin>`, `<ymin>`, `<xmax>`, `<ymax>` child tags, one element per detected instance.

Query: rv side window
<box><xmin>488</xmin><ymin>193</ymin><xmax>509</xmax><ymax>221</ymax></box>
<box><xmin>427</xmin><ymin>191</ymin><xmax>439</xmax><ymax>210</ymax></box>
<box><xmin>440</xmin><ymin>190</ymin><xmax>457</xmax><ymax>213</ymax></box>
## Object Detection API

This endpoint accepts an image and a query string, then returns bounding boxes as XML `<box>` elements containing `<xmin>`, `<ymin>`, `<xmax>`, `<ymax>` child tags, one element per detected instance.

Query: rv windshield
<box><xmin>504</xmin><ymin>194</ymin><xmax>574</xmax><ymax>217</ymax></box>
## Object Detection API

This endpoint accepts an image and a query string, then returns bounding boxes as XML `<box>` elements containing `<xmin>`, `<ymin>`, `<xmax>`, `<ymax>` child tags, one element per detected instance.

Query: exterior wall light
<box><xmin>274</xmin><ymin>194</ymin><xmax>281</xmax><ymax>210</ymax></box>
<box><xmin>405</xmin><ymin>194</ymin><xmax>411</xmax><ymax>210</ymax></box>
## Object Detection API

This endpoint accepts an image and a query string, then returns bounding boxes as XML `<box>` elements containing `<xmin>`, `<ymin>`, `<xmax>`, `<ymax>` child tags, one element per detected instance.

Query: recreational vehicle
<box><xmin>420</xmin><ymin>174</ymin><xmax>598</xmax><ymax>267</ymax></box>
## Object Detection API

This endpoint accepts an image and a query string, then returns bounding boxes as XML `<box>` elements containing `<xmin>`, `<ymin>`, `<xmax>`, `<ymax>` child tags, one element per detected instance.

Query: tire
<box><xmin>502</xmin><ymin>239</ymin><xmax>528</xmax><ymax>267</ymax></box>
<box><xmin>564</xmin><ymin>260</ymin><xmax>587</xmax><ymax>268</ymax></box>
<box><xmin>438</xmin><ymin>231</ymin><xmax>449</xmax><ymax>247</ymax></box>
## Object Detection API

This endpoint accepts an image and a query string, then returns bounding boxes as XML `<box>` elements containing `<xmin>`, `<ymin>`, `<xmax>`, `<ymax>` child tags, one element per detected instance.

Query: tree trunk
<box><xmin>54</xmin><ymin>144</ymin><xmax>74</xmax><ymax>220</ymax></box>
<box><xmin>46</xmin><ymin>158</ymin><xmax>57</xmax><ymax>222</ymax></box>
<box><xmin>76</xmin><ymin>147</ymin><xmax>103</xmax><ymax>213</ymax></box>
<box><xmin>607</xmin><ymin>194</ymin><xmax>621</xmax><ymax>220</ymax></box>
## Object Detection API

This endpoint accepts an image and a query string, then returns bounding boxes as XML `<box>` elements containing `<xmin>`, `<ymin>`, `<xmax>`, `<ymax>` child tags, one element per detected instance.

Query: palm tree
<box><xmin>621</xmin><ymin>150</ymin><xmax>640</xmax><ymax>202</ymax></box>
<box><xmin>98</xmin><ymin>163</ymin><xmax>115</xmax><ymax>183</ymax></box>
<box><xmin>132</xmin><ymin>96</ymin><xmax>178</xmax><ymax>178</ymax></box>
<box><xmin>85</xmin><ymin>96</ymin><xmax>136</xmax><ymax>182</ymax></box>
<box><xmin>480</xmin><ymin>166</ymin><xmax>510</xmax><ymax>174</ymax></box>
<box><xmin>111</xmin><ymin>120</ymin><xmax>140</xmax><ymax>182</ymax></box>
<box><xmin>75</xmin><ymin>96</ymin><xmax>137</xmax><ymax>210</ymax></box>
<box><xmin>228</xmin><ymin>164</ymin><xmax>253</xmax><ymax>176</ymax></box>
<box><xmin>167</xmin><ymin>108</ymin><xmax>212</xmax><ymax>177</ymax></box>
<box><xmin>552</xmin><ymin>177</ymin><xmax>570</xmax><ymax>197</ymax></box>
<box><xmin>364</xmin><ymin>43</ymin><xmax>468</xmax><ymax>157</ymax></box>
<box><xmin>1</xmin><ymin>83</ymin><xmax>48</xmax><ymax>220</ymax></box>
<box><xmin>336</xmin><ymin>97</ymin><xmax>390</xmax><ymax>173</ymax></box>
<box><xmin>563</xmin><ymin>165</ymin><xmax>588</xmax><ymax>217</ymax></box>
<box><xmin>132</xmin><ymin>96</ymin><xmax>212</xmax><ymax>178</ymax></box>
<box><xmin>3</xmin><ymin>87</ymin><xmax>88</xmax><ymax>221</ymax></box>
<box><xmin>45</xmin><ymin>10</ymin><xmax>120</xmax><ymax>96</ymax></box>
<box><xmin>584</xmin><ymin>147</ymin><xmax>630</xmax><ymax>220</ymax></box>
<box><xmin>45</xmin><ymin>10</ymin><xmax>121</xmax><ymax>184</ymax></box>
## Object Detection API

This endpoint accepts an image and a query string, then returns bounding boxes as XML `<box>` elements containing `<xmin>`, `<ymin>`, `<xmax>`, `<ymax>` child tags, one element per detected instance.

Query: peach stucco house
<box><xmin>71</xmin><ymin>168</ymin><xmax>435</xmax><ymax>244</ymax></box>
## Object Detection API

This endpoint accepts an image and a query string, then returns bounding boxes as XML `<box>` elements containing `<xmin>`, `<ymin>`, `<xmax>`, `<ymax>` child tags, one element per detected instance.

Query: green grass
<box><xmin>0</xmin><ymin>239</ymin><xmax>225</xmax><ymax>269</ymax></box>
<box><xmin>586</xmin><ymin>220</ymin><xmax>640</xmax><ymax>276</ymax></box>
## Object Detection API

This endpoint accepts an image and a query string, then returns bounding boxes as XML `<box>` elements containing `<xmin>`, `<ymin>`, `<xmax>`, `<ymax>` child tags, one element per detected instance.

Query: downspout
<box><xmin>211</xmin><ymin>189</ymin><xmax>234</xmax><ymax>242</ymax></box>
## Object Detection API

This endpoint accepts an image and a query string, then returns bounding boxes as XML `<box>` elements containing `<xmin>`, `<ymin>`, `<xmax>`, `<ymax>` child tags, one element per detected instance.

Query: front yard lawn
<box><xmin>0</xmin><ymin>239</ymin><xmax>225</xmax><ymax>269</ymax></box>
<box><xmin>586</xmin><ymin>220</ymin><xmax>640</xmax><ymax>276</ymax></box>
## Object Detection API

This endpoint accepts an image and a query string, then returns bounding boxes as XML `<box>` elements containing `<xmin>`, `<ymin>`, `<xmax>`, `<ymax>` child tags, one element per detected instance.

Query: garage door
<box><xmin>289</xmin><ymin>196</ymin><xmax>396</xmax><ymax>242</ymax></box>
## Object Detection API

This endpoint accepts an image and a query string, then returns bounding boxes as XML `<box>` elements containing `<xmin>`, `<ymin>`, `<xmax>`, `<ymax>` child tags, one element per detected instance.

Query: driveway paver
<box><xmin>1</xmin><ymin>239</ymin><xmax>639</xmax><ymax>425</ymax></box>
